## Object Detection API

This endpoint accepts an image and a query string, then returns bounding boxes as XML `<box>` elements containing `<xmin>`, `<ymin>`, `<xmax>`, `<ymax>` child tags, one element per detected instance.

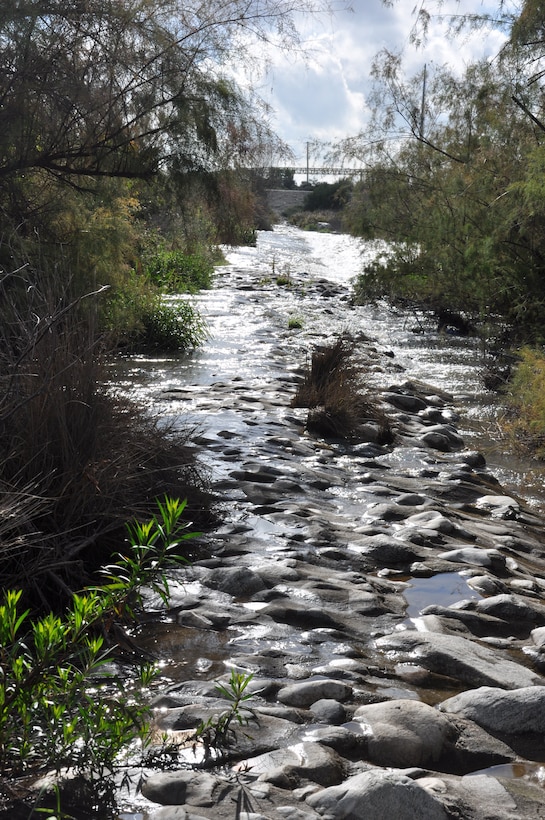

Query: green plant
<box><xmin>275</xmin><ymin>270</ymin><xmax>291</xmax><ymax>286</ymax></box>
<box><xmin>0</xmin><ymin>497</ymin><xmax>198</xmax><ymax>811</ymax></box>
<box><xmin>98</xmin><ymin>496</ymin><xmax>198</xmax><ymax>618</ymax></box>
<box><xmin>288</xmin><ymin>314</ymin><xmax>304</xmax><ymax>329</ymax></box>
<box><xmin>195</xmin><ymin>671</ymin><xmax>257</xmax><ymax>759</ymax></box>
<box><xmin>145</xmin><ymin>249</ymin><xmax>214</xmax><ymax>293</ymax></box>
<box><xmin>504</xmin><ymin>347</ymin><xmax>545</xmax><ymax>458</ymax></box>
<box><xmin>140</xmin><ymin>297</ymin><xmax>208</xmax><ymax>350</ymax></box>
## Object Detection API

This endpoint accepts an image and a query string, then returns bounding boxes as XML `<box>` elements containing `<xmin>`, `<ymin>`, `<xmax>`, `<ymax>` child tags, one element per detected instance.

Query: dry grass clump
<box><xmin>0</xmin><ymin>272</ymin><xmax>213</xmax><ymax>611</ymax></box>
<box><xmin>292</xmin><ymin>336</ymin><xmax>392</xmax><ymax>443</ymax></box>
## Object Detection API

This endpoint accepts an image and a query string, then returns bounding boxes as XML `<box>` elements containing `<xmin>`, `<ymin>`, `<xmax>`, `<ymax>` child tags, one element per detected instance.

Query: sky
<box><xmin>255</xmin><ymin>0</ymin><xmax>510</xmax><ymax>168</ymax></box>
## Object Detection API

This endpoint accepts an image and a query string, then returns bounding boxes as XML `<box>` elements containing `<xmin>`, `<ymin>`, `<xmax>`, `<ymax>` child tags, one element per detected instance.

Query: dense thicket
<box><xmin>341</xmin><ymin>1</ymin><xmax>545</xmax><ymax>344</ymax></box>
<box><xmin>0</xmin><ymin>0</ymin><xmax>331</xmax><ymax>606</ymax></box>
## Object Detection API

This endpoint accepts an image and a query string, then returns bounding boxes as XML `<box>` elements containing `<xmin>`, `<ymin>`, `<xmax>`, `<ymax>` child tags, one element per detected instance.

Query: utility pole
<box><xmin>420</xmin><ymin>63</ymin><xmax>427</xmax><ymax>139</ymax></box>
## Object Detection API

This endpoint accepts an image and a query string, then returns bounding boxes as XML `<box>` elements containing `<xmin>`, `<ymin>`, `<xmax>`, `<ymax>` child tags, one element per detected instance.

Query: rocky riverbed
<box><xmin>117</xmin><ymin>229</ymin><xmax>545</xmax><ymax>819</ymax></box>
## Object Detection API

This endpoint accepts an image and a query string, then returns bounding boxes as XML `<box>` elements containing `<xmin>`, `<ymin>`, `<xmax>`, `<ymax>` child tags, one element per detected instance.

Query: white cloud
<box><xmin>256</xmin><ymin>0</ymin><xmax>510</xmax><ymax>164</ymax></box>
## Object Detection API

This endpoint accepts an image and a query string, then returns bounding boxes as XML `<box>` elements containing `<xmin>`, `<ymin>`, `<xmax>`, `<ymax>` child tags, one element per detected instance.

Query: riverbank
<box><xmin>112</xmin><ymin>227</ymin><xmax>545</xmax><ymax>819</ymax></box>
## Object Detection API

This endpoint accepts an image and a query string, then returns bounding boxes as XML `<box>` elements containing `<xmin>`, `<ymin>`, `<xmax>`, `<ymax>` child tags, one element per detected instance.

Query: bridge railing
<box><xmin>282</xmin><ymin>167</ymin><xmax>364</xmax><ymax>178</ymax></box>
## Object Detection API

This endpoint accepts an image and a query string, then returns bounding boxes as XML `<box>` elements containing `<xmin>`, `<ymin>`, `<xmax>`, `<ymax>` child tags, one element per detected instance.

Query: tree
<box><xmin>341</xmin><ymin>3</ymin><xmax>545</xmax><ymax>341</ymax></box>
<box><xmin>0</xmin><ymin>0</ymin><xmax>339</xmax><ymax>611</ymax></box>
<box><xmin>0</xmin><ymin>0</ymin><xmax>329</xmax><ymax>188</ymax></box>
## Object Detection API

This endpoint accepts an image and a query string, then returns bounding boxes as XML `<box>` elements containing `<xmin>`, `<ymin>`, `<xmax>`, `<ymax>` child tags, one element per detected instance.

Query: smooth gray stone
<box><xmin>205</xmin><ymin>566</ymin><xmax>266</xmax><ymax>596</ymax></box>
<box><xmin>438</xmin><ymin>547</ymin><xmax>503</xmax><ymax>568</ymax></box>
<box><xmin>309</xmin><ymin>698</ymin><xmax>346</xmax><ymax>725</ymax></box>
<box><xmin>277</xmin><ymin>679</ymin><xmax>353</xmax><ymax>708</ymax></box>
<box><xmin>439</xmin><ymin>685</ymin><xmax>545</xmax><ymax>734</ymax></box>
<box><xmin>420</xmin><ymin>425</ymin><xmax>464</xmax><ymax>452</ymax></box>
<box><xmin>237</xmin><ymin>741</ymin><xmax>345</xmax><ymax>787</ymax></box>
<box><xmin>375</xmin><ymin>630</ymin><xmax>543</xmax><ymax>689</ymax></box>
<box><xmin>142</xmin><ymin>771</ymin><xmax>232</xmax><ymax>806</ymax></box>
<box><xmin>306</xmin><ymin>769</ymin><xmax>448</xmax><ymax>819</ymax></box>
<box><xmin>150</xmin><ymin>808</ymin><xmax>210</xmax><ymax>820</ymax></box>
<box><xmin>351</xmin><ymin>699</ymin><xmax>452</xmax><ymax>768</ymax></box>
<box><xmin>476</xmin><ymin>593</ymin><xmax>545</xmax><ymax>625</ymax></box>
<box><xmin>383</xmin><ymin>391</ymin><xmax>429</xmax><ymax>411</ymax></box>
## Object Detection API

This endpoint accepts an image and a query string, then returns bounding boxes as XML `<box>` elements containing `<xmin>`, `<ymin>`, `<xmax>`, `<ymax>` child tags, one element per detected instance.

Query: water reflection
<box><xmin>403</xmin><ymin>572</ymin><xmax>481</xmax><ymax>618</ymax></box>
<box><xmin>108</xmin><ymin>224</ymin><xmax>545</xmax><ymax>513</ymax></box>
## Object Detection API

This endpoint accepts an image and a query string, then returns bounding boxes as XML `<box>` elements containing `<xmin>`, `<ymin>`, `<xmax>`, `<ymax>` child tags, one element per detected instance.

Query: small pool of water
<box><xmin>403</xmin><ymin>572</ymin><xmax>481</xmax><ymax>618</ymax></box>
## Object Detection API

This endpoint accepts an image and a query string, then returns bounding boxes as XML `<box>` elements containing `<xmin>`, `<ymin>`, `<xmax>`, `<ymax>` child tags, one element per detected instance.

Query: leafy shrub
<box><xmin>0</xmin><ymin>498</ymin><xmax>197</xmax><ymax>814</ymax></box>
<box><xmin>289</xmin><ymin>209</ymin><xmax>344</xmax><ymax>232</ymax></box>
<box><xmin>302</xmin><ymin>179</ymin><xmax>353</xmax><ymax>212</ymax></box>
<box><xmin>140</xmin><ymin>297</ymin><xmax>208</xmax><ymax>351</ymax></box>
<box><xmin>0</xmin><ymin>272</ymin><xmax>213</xmax><ymax>611</ymax></box>
<box><xmin>288</xmin><ymin>315</ymin><xmax>304</xmax><ymax>329</ymax></box>
<box><xmin>145</xmin><ymin>249</ymin><xmax>214</xmax><ymax>293</ymax></box>
<box><xmin>195</xmin><ymin>670</ymin><xmax>257</xmax><ymax>760</ymax></box>
<box><xmin>504</xmin><ymin>347</ymin><xmax>545</xmax><ymax>458</ymax></box>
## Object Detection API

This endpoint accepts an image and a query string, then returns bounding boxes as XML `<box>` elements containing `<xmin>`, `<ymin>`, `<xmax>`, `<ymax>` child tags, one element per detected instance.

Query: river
<box><xmin>113</xmin><ymin>223</ymin><xmax>545</xmax><ymax>513</ymax></box>
<box><xmin>109</xmin><ymin>224</ymin><xmax>545</xmax><ymax>819</ymax></box>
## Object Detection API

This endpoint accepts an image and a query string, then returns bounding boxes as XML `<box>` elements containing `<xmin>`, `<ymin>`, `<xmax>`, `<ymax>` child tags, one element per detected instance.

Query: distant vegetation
<box><xmin>340</xmin><ymin>6</ymin><xmax>545</xmax><ymax>346</ymax></box>
<box><xmin>329</xmin><ymin>1</ymin><xmax>545</xmax><ymax>456</ymax></box>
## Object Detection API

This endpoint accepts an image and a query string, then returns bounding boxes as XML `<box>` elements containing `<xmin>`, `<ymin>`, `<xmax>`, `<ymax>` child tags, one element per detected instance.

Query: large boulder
<box><xmin>234</xmin><ymin>741</ymin><xmax>345</xmax><ymax>788</ymax></box>
<box><xmin>277</xmin><ymin>679</ymin><xmax>353</xmax><ymax>708</ymax></box>
<box><xmin>375</xmin><ymin>630</ymin><xmax>543</xmax><ymax>689</ymax></box>
<box><xmin>306</xmin><ymin>769</ymin><xmax>448</xmax><ymax>819</ymax></box>
<box><xmin>439</xmin><ymin>685</ymin><xmax>545</xmax><ymax>735</ymax></box>
<box><xmin>351</xmin><ymin>699</ymin><xmax>453</xmax><ymax>767</ymax></box>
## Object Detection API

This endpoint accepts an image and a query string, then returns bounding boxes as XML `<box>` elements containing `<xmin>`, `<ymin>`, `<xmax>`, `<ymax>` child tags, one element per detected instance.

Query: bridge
<box><xmin>268</xmin><ymin>166</ymin><xmax>364</xmax><ymax>180</ymax></box>
<box><xmin>282</xmin><ymin>165</ymin><xmax>365</xmax><ymax>177</ymax></box>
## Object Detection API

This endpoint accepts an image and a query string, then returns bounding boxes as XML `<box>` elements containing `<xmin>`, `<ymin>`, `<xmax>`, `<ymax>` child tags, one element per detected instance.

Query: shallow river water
<box><xmin>108</xmin><ymin>224</ymin><xmax>545</xmax><ymax>819</ymax></box>
<box><xmin>112</xmin><ymin>224</ymin><xmax>545</xmax><ymax>512</ymax></box>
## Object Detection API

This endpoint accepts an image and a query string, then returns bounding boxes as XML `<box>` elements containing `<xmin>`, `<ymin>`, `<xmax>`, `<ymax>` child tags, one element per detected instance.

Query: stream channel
<box><xmin>109</xmin><ymin>224</ymin><xmax>545</xmax><ymax>819</ymax></box>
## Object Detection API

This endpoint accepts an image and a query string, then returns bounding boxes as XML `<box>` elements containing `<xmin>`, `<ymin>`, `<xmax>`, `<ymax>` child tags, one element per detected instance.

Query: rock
<box><xmin>176</xmin><ymin>610</ymin><xmax>215</xmax><ymax>629</ymax></box>
<box><xmin>363</xmin><ymin>502</ymin><xmax>412</xmax><ymax>522</ymax></box>
<box><xmin>476</xmin><ymin>593</ymin><xmax>545</xmax><ymax>626</ymax></box>
<box><xmin>418</xmin><ymin>771</ymin><xmax>545</xmax><ymax>820</ymax></box>
<box><xmin>403</xmin><ymin>511</ymin><xmax>457</xmax><ymax>535</ymax></box>
<box><xmin>413</xmin><ymin>606</ymin><xmax>522</xmax><ymax>640</ymax></box>
<box><xmin>395</xmin><ymin>492</ymin><xmax>430</xmax><ymax>506</ymax></box>
<box><xmin>150</xmin><ymin>809</ymin><xmax>210</xmax><ymax>820</ymax></box>
<box><xmin>420</xmin><ymin>425</ymin><xmax>464</xmax><ymax>452</ymax></box>
<box><xmin>462</xmin><ymin>451</ymin><xmax>487</xmax><ymax>468</ymax></box>
<box><xmin>351</xmin><ymin>534</ymin><xmax>418</xmax><ymax>565</ymax></box>
<box><xmin>466</xmin><ymin>575</ymin><xmax>506</xmax><ymax>596</ymax></box>
<box><xmin>383</xmin><ymin>391</ymin><xmax>429</xmax><ymax>412</ymax></box>
<box><xmin>302</xmin><ymin>725</ymin><xmax>365</xmax><ymax>754</ymax></box>
<box><xmin>235</xmin><ymin>741</ymin><xmax>345</xmax><ymax>787</ymax></box>
<box><xmin>531</xmin><ymin>626</ymin><xmax>545</xmax><ymax>646</ymax></box>
<box><xmin>277</xmin><ymin>680</ymin><xmax>353</xmax><ymax>708</ymax></box>
<box><xmin>205</xmin><ymin>566</ymin><xmax>267</xmax><ymax>596</ymax></box>
<box><xmin>261</xmin><ymin>601</ymin><xmax>345</xmax><ymax>630</ymax></box>
<box><xmin>439</xmin><ymin>685</ymin><xmax>545</xmax><ymax>734</ymax></box>
<box><xmin>351</xmin><ymin>699</ymin><xmax>453</xmax><ymax>768</ymax></box>
<box><xmin>142</xmin><ymin>771</ymin><xmax>232</xmax><ymax>806</ymax></box>
<box><xmin>306</xmin><ymin>769</ymin><xmax>448</xmax><ymax>819</ymax></box>
<box><xmin>438</xmin><ymin>547</ymin><xmax>504</xmax><ymax>568</ymax></box>
<box><xmin>475</xmin><ymin>495</ymin><xmax>520</xmax><ymax>519</ymax></box>
<box><xmin>375</xmin><ymin>630</ymin><xmax>543</xmax><ymax>688</ymax></box>
<box><xmin>309</xmin><ymin>698</ymin><xmax>347</xmax><ymax>724</ymax></box>
<box><xmin>445</xmin><ymin>714</ymin><xmax>516</xmax><ymax>772</ymax></box>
